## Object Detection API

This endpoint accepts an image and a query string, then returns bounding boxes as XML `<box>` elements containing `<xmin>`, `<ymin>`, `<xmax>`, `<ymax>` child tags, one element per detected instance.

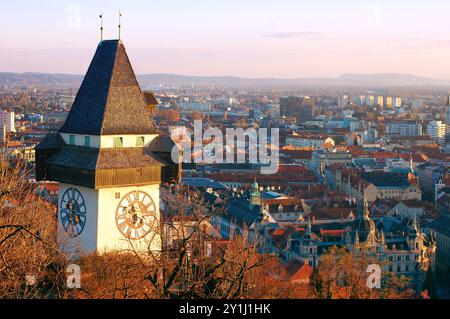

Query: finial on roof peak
<box><xmin>99</xmin><ymin>13</ymin><xmax>104</xmax><ymax>42</ymax></box>
<box><xmin>118</xmin><ymin>11</ymin><xmax>123</xmax><ymax>41</ymax></box>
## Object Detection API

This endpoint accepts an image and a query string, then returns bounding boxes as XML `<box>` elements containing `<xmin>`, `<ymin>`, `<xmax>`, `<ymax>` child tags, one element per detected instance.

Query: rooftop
<box><xmin>59</xmin><ymin>40</ymin><xmax>157</xmax><ymax>135</ymax></box>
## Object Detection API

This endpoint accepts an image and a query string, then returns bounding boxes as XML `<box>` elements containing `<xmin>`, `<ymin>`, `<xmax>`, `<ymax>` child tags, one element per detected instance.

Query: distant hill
<box><xmin>0</xmin><ymin>72</ymin><xmax>83</xmax><ymax>88</ymax></box>
<box><xmin>336</xmin><ymin>73</ymin><xmax>450</xmax><ymax>87</ymax></box>
<box><xmin>1</xmin><ymin>72</ymin><xmax>450</xmax><ymax>89</ymax></box>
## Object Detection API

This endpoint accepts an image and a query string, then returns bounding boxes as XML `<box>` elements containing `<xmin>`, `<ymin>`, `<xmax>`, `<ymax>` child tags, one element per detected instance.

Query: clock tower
<box><xmin>35</xmin><ymin>39</ymin><xmax>179</xmax><ymax>254</ymax></box>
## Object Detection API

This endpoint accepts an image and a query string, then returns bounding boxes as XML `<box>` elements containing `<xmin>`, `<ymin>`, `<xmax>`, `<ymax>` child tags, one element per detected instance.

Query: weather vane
<box><xmin>99</xmin><ymin>13</ymin><xmax>104</xmax><ymax>41</ymax></box>
<box><xmin>118</xmin><ymin>11</ymin><xmax>122</xmax><ymax>41</ymax></box>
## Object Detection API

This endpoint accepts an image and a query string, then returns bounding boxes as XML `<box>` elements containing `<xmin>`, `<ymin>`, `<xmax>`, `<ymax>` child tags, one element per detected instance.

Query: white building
<box><xmin>427</xmin><ymin>120</ymin><xmax>446</xmax><ymax>145</ymax></box>
<box><xmin>0</xmin><ymin>110</ymin><xmax>15</xmax><ymax>133</ymax></box>
<box><xmin>286</xmin><ymin>134</ymin><xmax>335</xmax><ymax>149</ymax></box>
<box><xmin>412</xmin><ymin>99</ymin><xmax>425</xmax><ymax>109</ymax></box>
<box><xmin>394</xmin><ymin>97</ymin><xmax>402</xmax><ymax>108</ymax></box>
<box><xmin>445</xmin><ymin>96</ymin><xmax>450</xmax><ymax>126</ymax></box>
<box><xmin>346</xmin><ymin>129</ymin><xmax>369</xmax><ymax>146</ymax></box>
<box><xmin>365</xmin><ymin>95</ymin><xmax>375</xmax><ymax>106</ymax></box>
<box><xmin>337</xmin><ymin>95</ymin><xmax>348</xmax><ymax>108</ymax></box>
<box><xmin>376</xmin><ymin>96</ymin><xmax>384</xmax><ymax>107</ymax></box>
<box><xmin>355</xmin><ymin>95</ymin><xmax>365</xmax><ymax>106</ymax></box>
<box><xmin>349</xmin><ymin>120</ymin><xmax>361</xmax><ymax>132</ymax></box>
<box><xmin>385</xmin><ymin>97</ymin><xmax>393</xmax><ymax>108</ymax></box>
<box><xmin>179</xmin><ymin>101</ymin><xmax>212</xmax><ymax>112</ymax></box>
<box><xmin>387</xmin><ymin>122</ymin><xmax>423</xmax><ymax>137</ymax></box>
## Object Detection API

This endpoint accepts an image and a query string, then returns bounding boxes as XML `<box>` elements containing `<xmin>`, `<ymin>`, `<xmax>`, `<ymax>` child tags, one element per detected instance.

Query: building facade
<box><xmin>0</xmin><ymin>110</ymin><xmax>15</xmax><ymax>134</ymax></box>
<box><xmin>387</xmin><ymin>122</ymin><xmax>423</xmax><ymax>137</ymax></box>
<box><xmin>259</xmin><ymin>198</ymin><xmax>435</xmax><ymax>291</ymax></box>
<box><xmin>427</xmin><ymin>120</ymin><xmax>446</xmax><ymax>145</ymax></box>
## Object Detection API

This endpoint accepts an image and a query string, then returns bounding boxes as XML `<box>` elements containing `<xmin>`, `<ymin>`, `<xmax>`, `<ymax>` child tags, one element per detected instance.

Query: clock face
<box><xmin>115</xmin><ymin>190</ymin><xmax>158</xmax><ymax>240</ymax></box>
<box><xmin>60</xmin><ymin>187</ymin><xmax>87</xmax><ymax>238</ymax></box>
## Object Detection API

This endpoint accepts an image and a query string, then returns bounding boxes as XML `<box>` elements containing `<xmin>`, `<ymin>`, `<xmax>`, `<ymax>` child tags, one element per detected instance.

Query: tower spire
<box><xmin>99</xmin><ymin>13</ymin><xmax>104</xmax><ymax>42</ymax></box>
<box><xmin>412</xmin><ymin>212</ymin><xmax>419</xmax><ymax>230</ymax></box>
<box><xmin>118</xmin><ymin>11</ymin><xmax>122</xmax><ymax>41</ymax></box>
<box><xmin>306</xmin><ymin>216</ymin><xmax>312</xmax><ymax>236</ymax></box>
<box><xmin>410</xmin><ymin>154</ymin><xmax>414</xmax><ymax>173</ymax></box>
<box><xmin>357</xmin><ymin>195</ymin><xmax>370</xmax><ymax>218</ymax></box>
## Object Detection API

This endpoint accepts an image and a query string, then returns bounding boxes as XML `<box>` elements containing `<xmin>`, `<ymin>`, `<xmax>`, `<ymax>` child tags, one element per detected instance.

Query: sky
<box><xmin>2</xmin><ymin>0</ymin><xmax>450</xmax><ymax>78</ymax></box>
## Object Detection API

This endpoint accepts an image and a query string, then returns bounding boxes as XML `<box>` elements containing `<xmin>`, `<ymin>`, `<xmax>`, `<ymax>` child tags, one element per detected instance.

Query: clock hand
<box><xmin>76</xmin><ymin>211</ymin><xmax>87</xmax><ymax>217</ymax></box>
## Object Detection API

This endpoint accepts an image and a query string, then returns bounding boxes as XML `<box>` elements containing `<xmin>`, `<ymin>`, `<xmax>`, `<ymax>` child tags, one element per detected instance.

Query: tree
<box><xmin>310</xmin><ymin>246</ymin><xmax>376</xmax><ymax>299</ymax></box>
<box><xmin>0</xmin><ymin>152</ymin><xmax>68</xmax><ymax>298</ymax></box>
<box><xmin>127</xmin><ymin>186</ymin><xmax>269</xmax><ymax>299</ymax></box>
<box><xmin>310</xmin><ymin>246</ymin><xmax>417</xmax><ymax>299</ymax></box>
<box><xmin>380</xmin><ymin>273</ymin><xmax>416</xmax><ymax>299</ymax></box>
<box><xmin>66</xmin><ymin>253</ymin><xmax>150</xmax><ymax>299</ymax></box>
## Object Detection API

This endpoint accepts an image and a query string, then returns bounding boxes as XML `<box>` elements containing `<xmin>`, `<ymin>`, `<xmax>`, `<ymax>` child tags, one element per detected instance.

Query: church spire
<box><xmin>352</xmin><ymin>195</ymin><xmax>376</xmax><ymax>244</ymax></box>
<box><xmin>306</xmin><ymin>216</ymin><xmax>312</xmax><ymax>237</ymax></box>
<box><xmin>410</xmin><ymin>155</ymin><xmax>414</xmax><ymax>173</ymax></box>
<box><xmin>356</xmin><ymin>196</ymin><xmax>370</xmax><ymax>218</ymax></box>
<box><xmin>249</xmin><ymin>178</ymin><xmax>261</xmax><ymax>209</ymax></box>
<box><xmin>413</xmin><ymin>213</ymin><xmax>418</xmax><ymax>229</ymax></box>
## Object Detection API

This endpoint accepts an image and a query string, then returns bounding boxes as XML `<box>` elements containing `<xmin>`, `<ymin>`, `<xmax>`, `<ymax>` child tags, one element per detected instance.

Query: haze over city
<box><xmin>3</xmin><ymin>0</ymin><xmax>450</xmax><ymax>78</ymax></box>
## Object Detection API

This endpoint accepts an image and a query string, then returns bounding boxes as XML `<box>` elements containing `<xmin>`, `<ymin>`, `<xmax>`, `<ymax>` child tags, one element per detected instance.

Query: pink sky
<box><xmin>2</xmin><ymin>0</ymin><xmax>450</xmax><ymax>78</ymax></box>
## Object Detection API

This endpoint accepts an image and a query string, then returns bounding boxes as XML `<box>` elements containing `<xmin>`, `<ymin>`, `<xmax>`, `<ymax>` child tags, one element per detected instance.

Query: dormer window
<box><xmin>69</xmin><ymin>135</ymin><xmax>75</xmax><ymax>145</ymax></box>
<box><xmin>84</xmin><ymin>136</ymin><xmax>90</xmax><ymax>147</ymax></box>
<box><xmin>113</xmin><ymin>137</ymin><xmax>123</xmax><ymax>148</ymax></box>
<box><xmin>136</xmin><ymin>136</ymin><xmax>145</xmax><ymax>147</ymax></box>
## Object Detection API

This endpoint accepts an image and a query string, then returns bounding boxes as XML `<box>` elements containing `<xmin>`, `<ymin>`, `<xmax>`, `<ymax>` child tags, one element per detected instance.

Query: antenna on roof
<box><xmin>99</xmin><ymin>13</ymin><xmax>104</xmax><ymax>41</ymax></box>
<box><xmin>118</xmin><ymin>11</ymin><xmax>122</xmax><ymax>41</ymax></box>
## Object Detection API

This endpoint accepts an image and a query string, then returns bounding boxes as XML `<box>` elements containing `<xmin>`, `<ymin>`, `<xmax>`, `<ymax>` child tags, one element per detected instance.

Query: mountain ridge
<box><xmin>1</xmin><ymin>72</ymin><xmax>450</xmax><ymax>88</ymax></box>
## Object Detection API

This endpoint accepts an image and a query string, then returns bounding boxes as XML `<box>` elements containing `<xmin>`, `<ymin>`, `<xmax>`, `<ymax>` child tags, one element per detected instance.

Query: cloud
<box><xmin>264</xmin><ymin>31</ymin><xmax>319</xmax><ymax>39</ymax></box>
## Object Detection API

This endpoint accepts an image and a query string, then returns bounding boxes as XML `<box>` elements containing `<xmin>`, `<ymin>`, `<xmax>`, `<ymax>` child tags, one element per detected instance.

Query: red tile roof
<box><xmin>272</xmin><ymin>229</ymin><xmax>286</xmax><ymax>236</ymax></box>
<box><xmin>320</xmin><ymin>229</ymin><xmax>344</xmax><ymax>237</ymax></box>
<box><xmin>42</xmin><ymin>182</ymin><xmax>59</xmax><ymax>193</ymax></box>
<box><xmin>287</xmin><ymin>262</ymin><xmax>313</xmax><ymax>284</ymax></box>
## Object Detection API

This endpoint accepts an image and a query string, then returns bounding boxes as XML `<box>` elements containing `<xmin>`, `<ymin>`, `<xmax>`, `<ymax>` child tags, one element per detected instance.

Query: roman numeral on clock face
<box><xmin>115</xmin><ymin>190</ymin><xmax>157</xmax><ymax>240</ymax></box>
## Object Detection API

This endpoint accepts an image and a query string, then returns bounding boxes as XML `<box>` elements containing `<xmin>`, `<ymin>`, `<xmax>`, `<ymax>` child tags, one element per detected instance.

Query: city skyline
<box><xmin>3</xmin><ymin>0</ymin><xmax>450</xmax><ymax>78</ymax></box>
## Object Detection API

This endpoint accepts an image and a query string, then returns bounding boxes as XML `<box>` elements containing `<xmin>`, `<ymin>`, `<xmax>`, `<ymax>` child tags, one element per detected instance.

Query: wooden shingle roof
<box><xmin>46</xmin><ymin>146</ymin><xmax>166</xmax><ymax>170</ymax></box>
<box><xmin>59</xmin><ymin>40</ymin><xmax>157</xmax><ymax>135</ymax></box>
<box><xmin>34</xmin><ymin>133</ymin><xmax>65</xmax><ymax>150</ymax></box>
